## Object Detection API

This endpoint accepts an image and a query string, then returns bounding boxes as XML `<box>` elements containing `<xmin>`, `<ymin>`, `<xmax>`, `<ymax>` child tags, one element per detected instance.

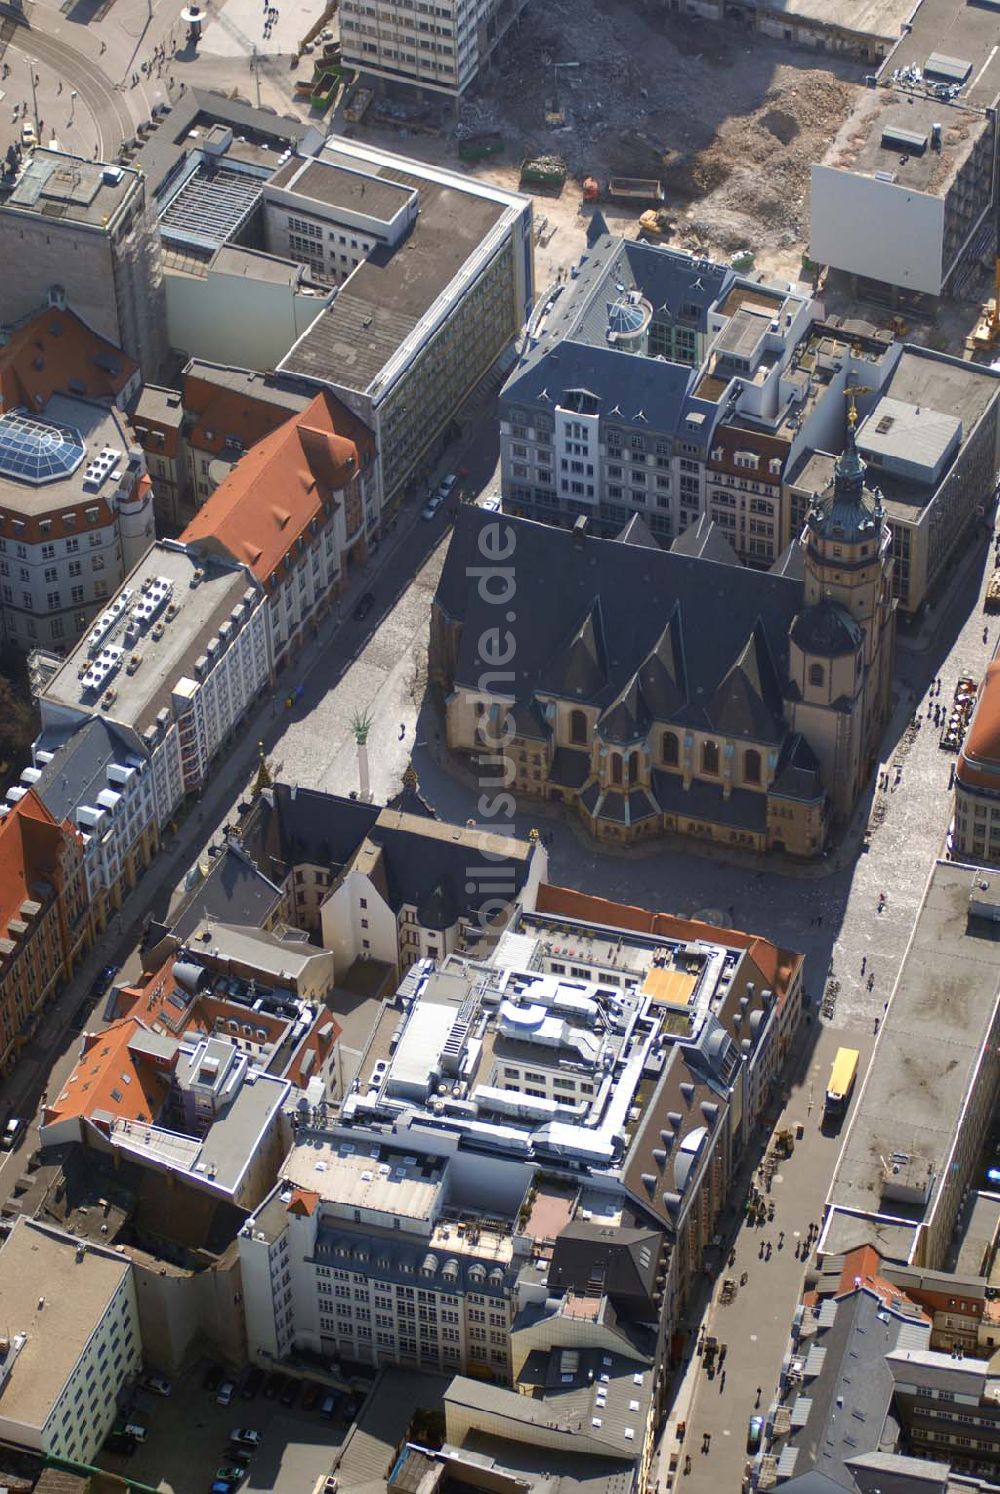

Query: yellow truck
<box><xmin>825</xmin><ymin>1047</ymin><xmax>859</xmax><ymax>1117</ymax></box>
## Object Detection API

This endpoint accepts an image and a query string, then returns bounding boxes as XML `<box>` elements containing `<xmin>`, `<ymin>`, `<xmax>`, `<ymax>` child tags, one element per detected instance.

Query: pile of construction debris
<box><xmin>474</xmin><ymin>0</ymin><xmax>862</xmax><ymax>268</ymax></box>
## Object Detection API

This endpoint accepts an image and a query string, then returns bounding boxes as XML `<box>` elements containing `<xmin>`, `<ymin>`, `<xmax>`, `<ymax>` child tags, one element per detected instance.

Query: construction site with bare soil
<box><xmin>453</xmin><ymin>0</ymin><xmax>867</xmax><ymax>283</ymax></box>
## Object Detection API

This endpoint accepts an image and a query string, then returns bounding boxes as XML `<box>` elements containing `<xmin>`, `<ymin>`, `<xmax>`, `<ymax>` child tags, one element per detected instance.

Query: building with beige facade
<box><xmin>431</xmin><ymin>458</ymin><xmax>894</xmax><ymax>856</ymax></box>
<box><xmin>0</xmin><ymin>393</ymin><xmax>154</xmax><ymax>652</ymax></box>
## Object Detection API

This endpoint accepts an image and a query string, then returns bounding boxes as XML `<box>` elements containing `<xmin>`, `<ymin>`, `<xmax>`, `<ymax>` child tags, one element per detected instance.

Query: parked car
<box><xmin>216</xmin><ymin>1463</ymin><xmax>247</xmax><ymax>1483</ymax></box>
<box><xmin>203</xmin><ymin>1363</ymin><xmax>224</xmax><ymax>1392</ymax></box>
<box><xmin>320</xmin><ymin>1393</ymin><xmax>339</xmax><ymax>1419</ymax></box>
<box><xmin>437</xmin><ymin>473</ymin><xmax>458</xmax><ymax>500</ymax></box>
<box><xmin>352</xmin><ymin>591</ymin><xmax>375</xmax><ymax>622</ymax></box>
<box><xmin>90</xmin><ymin>964</ymin><xmax>118</xmax><ymax>998</ymax></box>
<box><xmin>280</xmin><ymin>1378</ymin><xmax>299</xmax><ymax>1408</ymax></box>
<box><xmin>479</xmin><ymin>494</ymin><xmax>502</xmax><ymax>512</ymax></box>
<box><xmin>421</xmin><ymin>493</ymin><xmax>443</xmax><ymax>521</ymax></box>
<box><xmin>211</xmin><ymin>1482</ymin><xmax>234</xmax><ymax>1494</ymax></box>
<box><xmin>216</xmin><ymin>1380</ymin><xmax>236</xmax><ymax>1407</ymax></box>
<box><xmin>0</xmin><ymin>1118</ymin><xmax>25</xmax><ymax>1151</ymax></box>
<box><xmin>230</xmin><ymin>1429</ymin><xmax>262</xmax><ymax>1448</ymax></box>
<box><xmin>241</xmin><ymin>1366</ymin><xmax>263</xmax><ymax>1399</ymax></box>
<box><xmin>124</xmin><ymin>1423</ymin><xmax>147</xmax><ymax>1444</ymax></box>
<box><xmin>20</xmin><ymin>121</ymin><xmax>36</xmax><ymax>148</ymax></box>
<box><xmin>103</xmin><ymin>1431</ymin><xmax>136</xmax><ymax>1456</ymax></box>
<box><xmin>263</xmin><ymin>1372</ymin><xmax>284</xmax><ymax>1399</ymax></box>
<box><xmin>141</xmin><ymin>1374</ymin><xmax>172</xmax><ymax>1397</ymax></box>
<box><xmin>747</xmin><ymin>1415</ymin><xmax>764</xmax><ymax>1453</ymax></box>
<box><xmin>301</xmin><ymin>1382</ymin><xmax>321</xmax><ymax>1411</ymax></box>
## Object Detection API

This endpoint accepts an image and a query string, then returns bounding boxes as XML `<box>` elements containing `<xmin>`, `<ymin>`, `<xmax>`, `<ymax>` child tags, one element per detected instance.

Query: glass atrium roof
<box><xmin>0</xmin><ymin>409</ymin><xmax>86</xmax><ymax>485</ymax></box>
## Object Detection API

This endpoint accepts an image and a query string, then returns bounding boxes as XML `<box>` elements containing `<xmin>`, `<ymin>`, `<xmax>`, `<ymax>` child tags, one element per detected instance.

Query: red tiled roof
<box><xmin>835</xmin><ymin>1243</ymin><xmax>930</xmax><ymax>1322</ymax></box>
<box><xmin>44</xmin><ymin>1017</ymin><xmax>173</xmax><ymax>1128</ymax></box>
<box><xmin>958</xmin><ymin>661</ymin><xmax>1000</xmax><ymax>790</ymax></box>
<box><xmin>0</xmin><ymin>789</ymin><xmax>77</xmax><ymax>949</ymax></box>
<box><xmin>180</xmin><ymin>392</ymin><xmax>374</xmax><ymax>590</ymax></box>
<box><xmin>286</xmin><ymin>1010</ymin><xmax>341</xmax><ymax>1088</ymax></box>
<box><xmin>0</xmin><ymin>306</ymin><xmax>137</xmax><ymax>411</ymax></box>
<box><xmin>182</xmin><ymin>374</ymin><xmax>304</xmax><ymax>457</ymax></box>
<box><xmin>287</xmin><ymin>1187</ymin><xmax>320</xmax><ymax>1217</ymax></box>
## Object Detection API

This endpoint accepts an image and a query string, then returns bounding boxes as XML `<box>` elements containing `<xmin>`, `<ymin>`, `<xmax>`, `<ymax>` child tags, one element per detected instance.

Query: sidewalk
<box><xmin>0</xmin><ymin>485</ymin><xmax>431</xmax><ymax>1125</ymax></box>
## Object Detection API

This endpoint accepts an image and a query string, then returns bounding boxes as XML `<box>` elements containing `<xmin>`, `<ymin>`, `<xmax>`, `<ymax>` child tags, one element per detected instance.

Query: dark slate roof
<box><xmin>548</xmin><ymin>1222</ymin><xmax>662</xmax><ymax>1303</ymax></box>
<box><xmin>549</xmin><ymin>748</ymin><xmax>590</xmax><ymax>789</ymax></box>
<box><xmin>251</xmin><ymin>784</ymin><xmax>381</xmax><ymax>874</ymax></box>
<box><xmin>599</xmin><ymin>675</ymin><xmax>651</xmax><ymax>744</ymax></box>
<box><xmin>652</xmin><ymin>770</ymin><xmax>768</xmax><ymax>832</ymax></box>
<box><xmin>438</xmin><ymin>509</ymin><xmax>804</xmax><ymax>744</ymax></box>
<box><xmin>770</xmin><ymin>540</ymin><xmax>805</xmax><ymax>581</ymax></box>
<box><xmin>502</xmin><ymin>341</ymin><xmax>694</xmax><ymax>436</ymax></box>
<box><xmin>771</xmin><ymin>733</ymin><xmax>824</xmax><ymax>803</ymax></box>
<box><xmin>708</xmin><ymin>621</ymin><xmax>785</xmax><ymax>742</ymax></box>
<box><xmin>33</xmin><ymin>718</ymin><xmax>140</xmax><ymax>825</ymax></box>
<box><xmin>369</xmin><ymin>820</ymin><xmax>533</xmax><ymax>924</ymax></box>
<box><xmin>616</xmin><ymin>512</ymin><xmax>660</xmax><ymax>550</ymax></box>
<box><xmin>791</xmin><ymin>600</ymin><xmax>862</xmax><ymax>658</ymax></box>
<box><xmin>172</xmin><ymin>843</ymin><xmax>284</xmax><ymax>941</ymax></box>
<box><xmin>509</xmin><ymin>697</ymin><xmax>549</xmax><ymax>740</ymax></box>
<box><xmin>416</xmin><ymin>879</ymin><xmax>460</xmax><ymax>932</ymax></box>
<box><xmin>782</xmin><ymin>1289</ymin><xmax>922</xmax><ymax>1489</ymax></box>
<box><xmin>670</xmin><ymin>514</ymin><xmax>739</xmax><ymax>567</ymax></box>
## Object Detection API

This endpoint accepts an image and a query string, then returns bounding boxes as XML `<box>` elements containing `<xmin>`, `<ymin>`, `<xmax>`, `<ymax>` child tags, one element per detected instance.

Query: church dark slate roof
<box><xmin>652</xmin><ymin>770</ymin><xmax>769</xmax><ymax>831</ymax></box>
<box><xmin>437</xmin><ymin>509</ymin><xmax>803</xmax><ymax>739</ymax></box>
<box><xmin>599</xmin><ymin>676</ymin><xmax>651</xmax><ymax>744</ymax></box>
<box><xmin>791</xmin><ymin>599</ymin><xmax>862</xmax><ymax>658</ymax></box>
<box><xmin>768</xmin><ymin>733</ymin><xmax>824</xmax><ymax>803</ymax></box>
<box><xmin>709</xmin><ymin>622</ymin><xmax>786</xmax><ymax>742</ymax></box>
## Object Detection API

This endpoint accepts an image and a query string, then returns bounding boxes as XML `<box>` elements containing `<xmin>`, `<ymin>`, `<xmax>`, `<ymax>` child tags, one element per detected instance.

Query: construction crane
<box><xmin>967</xmin><ymin>183</ymin><xmax>1000</xmax><ymax>360</ymax></box>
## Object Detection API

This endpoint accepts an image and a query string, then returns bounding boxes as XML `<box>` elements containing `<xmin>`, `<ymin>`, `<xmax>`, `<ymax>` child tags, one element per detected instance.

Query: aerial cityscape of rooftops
<box><xmin>0</xmin><ymin>0</ymin><xmax>998</xmax><ymax>1491</ymax></box>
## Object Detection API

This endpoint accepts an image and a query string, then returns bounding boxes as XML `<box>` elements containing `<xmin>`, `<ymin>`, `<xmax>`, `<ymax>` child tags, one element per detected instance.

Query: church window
<box><xmin>611</xmin><ymin>754</ymin><xmax>623</xmax><ymax>786</ymax></box>
<box><xmin>628</xmin><ymin>751</ymin><xmax>640</xmax><ymax>785</ymax></box>
<box><xmin>662</xmin><ymin>731</ymin><xmax>679</xmax><ymax>766</ymax></box>
<box><xmin>809</xmin><ymin>663</ymin><xmax>825</xmax><ymax>688</ymax></box>
<box><xmin>570</xmin><ymin>709</ymin><xmax>587</xmax><ymax>746</ymax></box>
<box><xmin>744</xmin><ymin>749</ymin><xmax>761</xmax><ymax>785</ymax></box>
<box><xmin>701</xmin><ymin>740</ymin><xmax>719</xmax><ymax>775</ymax></box>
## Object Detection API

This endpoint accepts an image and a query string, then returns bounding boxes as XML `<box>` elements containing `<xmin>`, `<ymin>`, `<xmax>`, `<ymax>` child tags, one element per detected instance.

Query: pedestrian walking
<box><xmin>874</xmin><ymin>1017</ymin><xmax>880</xmax><ymax>1035</ymax></box>
<box><xmin>867</xmin><ymin>973</ymin><xmax>875</xmax><ymax>992</ymax></box>
<box><xmin>398</xmin><ymin>722</ymin><xmax>406</xmax><ymax>740</ymax></box>
<box><xmin>755</xmin><ymin>1387</ymin><xmax>762</xmax><ymax>1408</ymax></box>
<box><xmin>861</xmin><ymin>955</ymin><xmax>866</xmax><ymax>976</ymax></box>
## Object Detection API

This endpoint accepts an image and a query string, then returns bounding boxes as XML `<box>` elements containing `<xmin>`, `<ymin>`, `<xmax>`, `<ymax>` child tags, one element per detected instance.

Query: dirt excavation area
<box><xmin>458</xmin><ymin>0</ymin><xmax>866</xmax><ymax>281</ymax></box>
